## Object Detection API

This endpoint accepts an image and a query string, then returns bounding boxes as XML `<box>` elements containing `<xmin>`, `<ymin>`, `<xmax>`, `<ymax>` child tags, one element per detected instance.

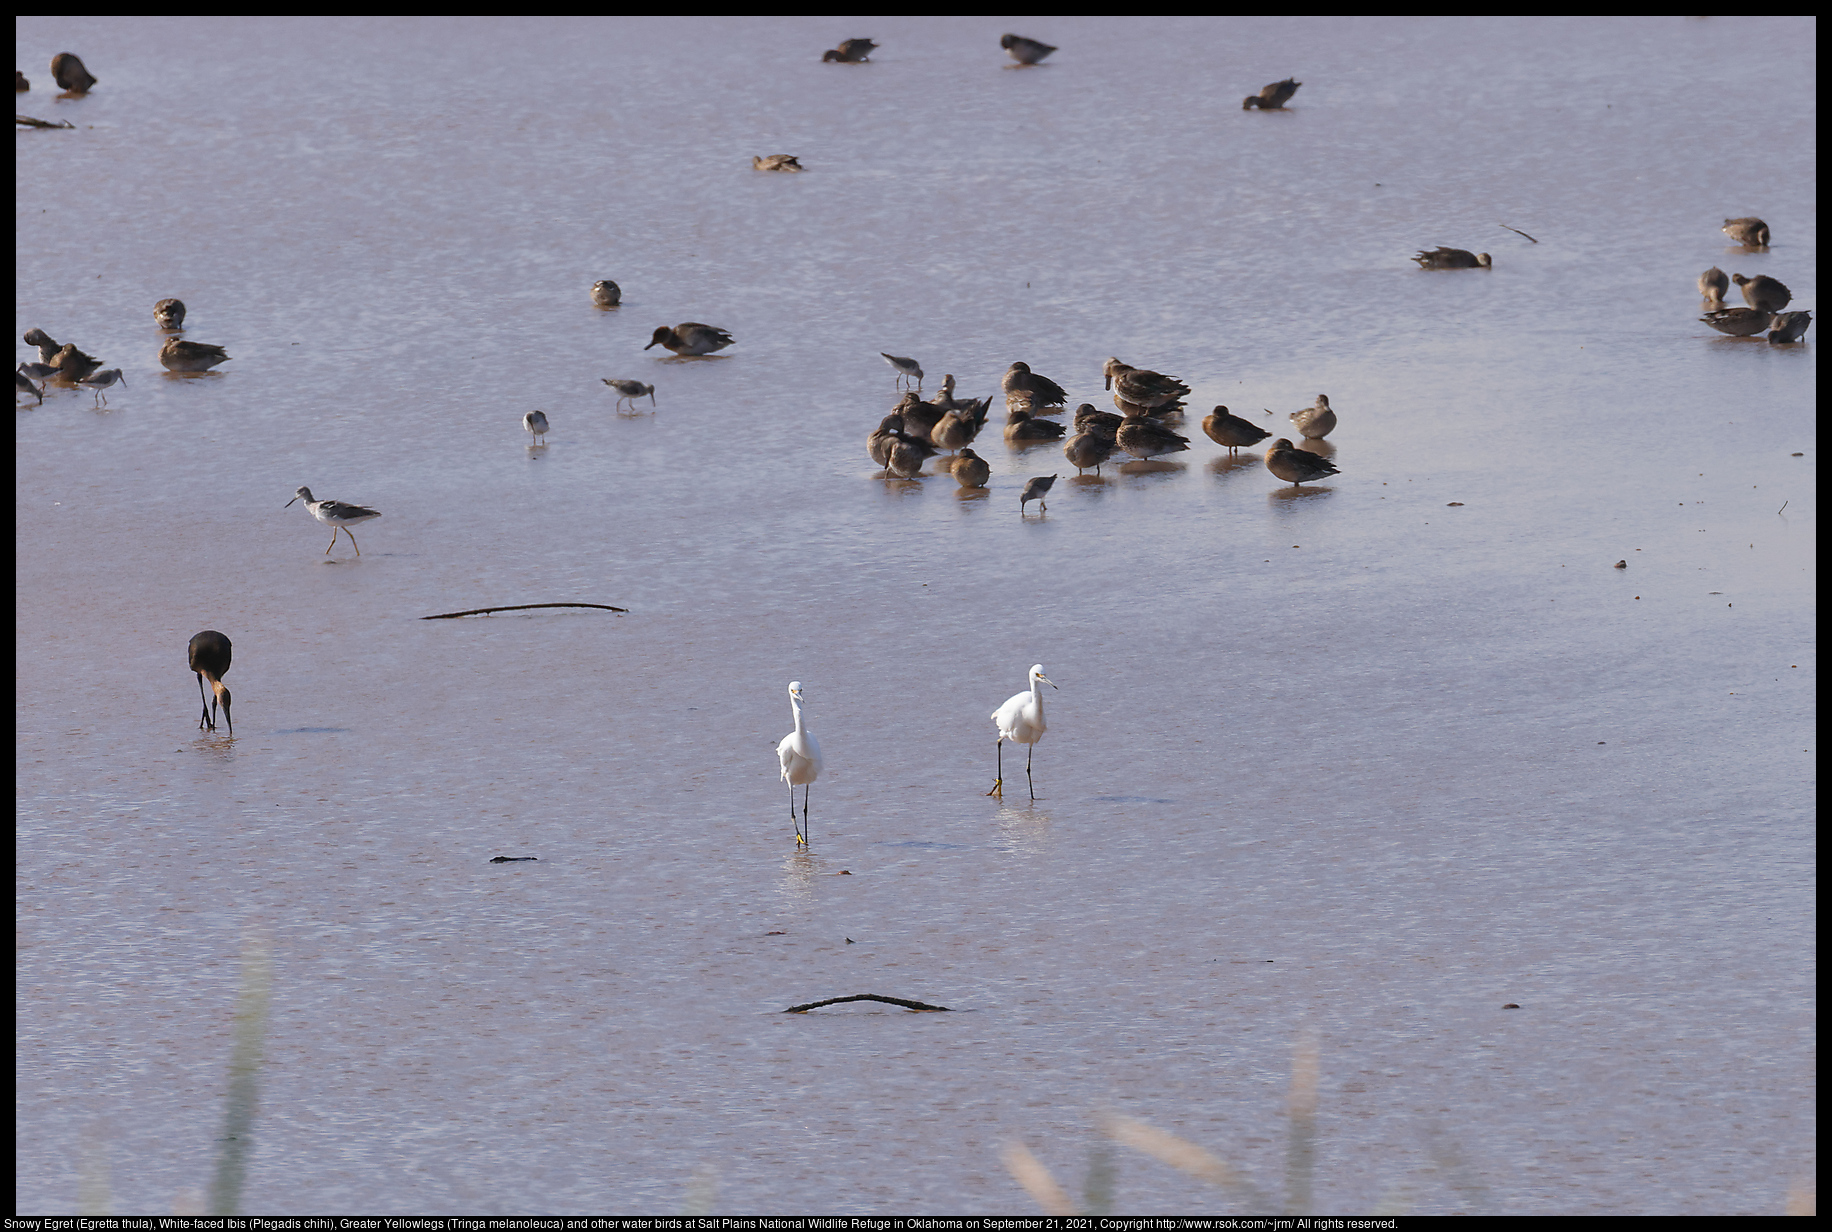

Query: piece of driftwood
<box><xmin>17</xmin><ymin>114</ymin><xmax>75</xmax><ymax>129</ymax></box>
<box><xmin>784</xmin><ymin>994</ymin><xmax>951</xmax><ymax>1013</ymax></box>
<box><xmin>1498</xmin><ymin>222</ymin><xmax>1538</xmax><ymax>243</ymax></box>
<box><xmin>422</xmin><ymin>602</ymin><xmax>628</xmax><ymax>619</ymax></box>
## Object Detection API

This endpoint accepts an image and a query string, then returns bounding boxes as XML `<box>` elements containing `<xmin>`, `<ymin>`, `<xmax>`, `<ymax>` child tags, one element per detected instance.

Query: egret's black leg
<box><xmin>988</xmin><ymin>739</ymin><xmax>1004</xmax><ymax>797</ymax></box>
<box><xmin>802</xmin><ymin>784</ymin><xmax>811</xmax><ymax>847</ymax></box>
<box><xmin>1026</xmin><ymin>743</ymin><xmax>1035</xmax><ymax>799</ymax></box>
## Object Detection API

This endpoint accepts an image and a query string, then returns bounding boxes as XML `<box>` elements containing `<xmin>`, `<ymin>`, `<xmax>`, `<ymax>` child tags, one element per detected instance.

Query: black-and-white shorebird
<box><xmin>188</xmin><ymin>630</ymin><xmax>233</xmax><ymax>734</ymax></box>
<box><xmin>286</xmin><ymin>486</ymin><xmax>382</xmax><ymax>555</ymax></box>
<box><xmin>523</xmin><ymin>410</ymin><xmax>549</xmax><ymax>443</ymax></box>
<box><xmin>1265</xmin><ymin>438</ymin><xmax>1340</xmax><ymax>488</ymax></box>
<box><xmin>78</xmin><ymin>367</ymin><xmax>126</xmax><ymax>405</ymax></box>
<box><xmin>601</xmin><ymin>379</ymin><xmax>656</xmax><ymax>411</ymax></box>
<box><xmin>881</xmin><ymin>352</ymin><xmax>923</xmax><ymax>391</ymax></box>
<box><xmin>1020</xmin><ymin>474</ymin><xmax>1058</xmax><ymax>513</ymax></box>
<box><xmin>644</xmin><ymin>323</ymin><xmax>733</xmax><ymax>356</ymax></box>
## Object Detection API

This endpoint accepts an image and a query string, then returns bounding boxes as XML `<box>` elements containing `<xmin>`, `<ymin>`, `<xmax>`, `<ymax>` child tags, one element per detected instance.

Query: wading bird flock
<box><xmin>19</xmin><ymin>39</ymin><xmax>1807</xmax><ymax>848</ymax></box>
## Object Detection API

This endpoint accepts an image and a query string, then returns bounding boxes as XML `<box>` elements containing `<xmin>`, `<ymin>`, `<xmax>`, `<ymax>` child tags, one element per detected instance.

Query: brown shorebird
<box><xmin>1003</xmin><ymin>361</ymin><xmax>1068</xmax><ymax>409</ymax></box>
<box><xmin>1768</xmin><ymin>311</ymin><xmax>1811</xmax><ymax>344</ymax></box>
<box><xmin>1116</xmin><ymin>417</ymin><xmax>1189</xmax><ymax>461</ymax></box>
<box><xmin>590</xmin><ymin>280</ymin><xmax>620</xmax><ymax>307</ymax></box>
<box><xmin>1243</xmin><ymin>77</ymin><xmax>1300</xmax><ymax>109</ymax></box>
<box><xmin>1732</xmin><ymin>273</ymin><xmax>1791</xmax><ymax>314</ymax></box>
<box><xmin>752</xmin><ymin>154</ymin><xmax>803</xmax><ymax>172</ymax></box>
<box><xmin>1063</xmin><ymin>429</ymin><xmax>1118</xmax><ymax>475</ymax></box>
<box><xmin>823</xmin><ymin>38</ymin><xmax>877</xmax><ymax>63</ymax></box>
<box><xmin>1698</xmin><ymin>268</ymin><xmax>1728</xmax><ymax>307</ymax></box>
<box><xmin>1412</xmin><ymin>247</ymin><xmax>1491</xmax><ymax>270</ymax></box>
<box><xmin>1289</xmin><ymin>394</ymin><xmax>1337</xmax><ymax>440</ymax></box>
<box><xmin>951</xmin><ymin>448</ymin><xmax>991</xmax><ymax>488</ymax></box>
<box><xmin>51</xmin><ymin>52</ymin><xmax>96</xmax><ymax>94</ymax></box>
<box><xmin>1700</xmin><ymin>308</ymin><xmax>1771</xmax><ymax>337</ymax></box>
<box><xmin>155</xmin><ymin>298</ymin><xmax>186</xmax><ymax>330</ymax></box>
<box><xmin>1721</xmin><ymin>217</ymin><xmax>1770</xmax><ymax>247</ymax></box>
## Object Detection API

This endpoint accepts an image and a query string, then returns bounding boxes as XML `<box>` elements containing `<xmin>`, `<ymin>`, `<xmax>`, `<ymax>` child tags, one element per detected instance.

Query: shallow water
<box><xmin>15</xmin><ymin>16</ymin><xmax>1816</xmax><ymax>1216</ymax></box>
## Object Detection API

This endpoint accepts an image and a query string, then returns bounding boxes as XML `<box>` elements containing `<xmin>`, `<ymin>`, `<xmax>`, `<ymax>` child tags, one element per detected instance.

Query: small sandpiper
<box><xmin>523</xmin><ymin>410</ymin><xmax>549</xmax><ymax>443</ymax></box>
<box><xmin>78</xmin><ymin>368</ymin><xmax>126</xmax><ymax>405</ymax></box>
<box><xmin>1000</xmin><ymin>34</ymin><xmax>1056</xmax><ymax>64</ymax></box>
<box><xmin>881</xmin><ymin>352</ymin><xmax>923</xmax><ymax>391</ymax></box>
<box><xmin>1020</xmin><ymin>474</ymin><xmax>1058</xmax><ymax>513</ymax></box>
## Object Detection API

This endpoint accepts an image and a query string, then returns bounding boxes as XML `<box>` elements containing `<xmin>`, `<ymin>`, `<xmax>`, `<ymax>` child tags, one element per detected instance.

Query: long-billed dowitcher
<box><xmin>777</xmin><ymin>682</ymin><xmax>823</xmax><ymax>846</ymax></box>
<box><xmin>286</xmin><ymin>487</ymin><xmax>381</xmax><ymax>555</ymax></box>
<box><xmin>1020</xmin><ymin>474</ymin><xmax>1058</xmax><ymax>514</ymax></box>
<box><xmin>752</xmin><ymin>154</ymin><xmax>803</xmax><ymax>172</ymax></box>
<box><xmin>1243</xmin><ymin>77</ymin><xmax>1301</xmax><ymax>109</ymax></box>
<box><xmin>881</xmin><ymin>352</ymin><xmax>923</xmax><ymax>390</ymax></box>
<box><xmin>159</xmin><ymin>338</ymin><xmax>231</xmax><ymax>372</ymax></box>
<box><xmin>1265</xmin><ymin>438</ymin><xmax>1339</xmax><ymax>488</ymax></box>
<box><xmin>1000</xmin><ymin>34</ymin><xmax>1057</xmax><ymax>65</ymax></box>
<box><xmin>886</xmin><ymin>425</ymin><xmax>935</xmax><ymax>479</ymax></box>
<box><xmin>868</xmin><ymin>414</ymin><xmax>903</xmax><ymax>470</ymax></box>
<box><xmin>931</xmin><ymin>406</ymin><xmax>983</xmax><ymax>453</ymax></box>
<box><xmin>1768</xmin><ymin>311</ymin><xmax>1812</xmax><ymax>344</ymax></box>
<box><xmin>602</xmin><ymin>379</ymin><xmax>656</xmax><ymax>411</ymax></box>
<box><xmin>51</xmin><ymin>53</ymin><xmax>95</xmax><ymax>94</ymax></box>
<box><xmin>188</xmin><ymin>630</ymin><xmax>233</xmax><ymax>734</ymax></box>
<box><xmin>823</xmin><ymin>39</ymin><xmax>877</xmax><ymax>62</ymax></box>
<box><xmin>988</xmin><ymin>665</ymin><xmax>1055</xmax><ymax>799</ymax></box>
<box><xmin>523</xmin><ymin>410</ymin><xmax>549</xmax><ymax>443</ymax></box>
<box><xmin>952</xmin><ymin>447</ymin><xmax>991</xmax><ymax>489</ymax></box>
<box><xmin>1722</xmin><ymin>217</ymin><xmax>1770</xmax><ymax>247</ymax></box>
<box><xmin>645</xmin><ymin>323</ymin><xmax>733</xmax><ymax>356</ymax></box>
<box><xmin>78</xmin><ymin>368</ymin><xmax>125</xmax><ymax>405</ymax></box>
<box><xmin>1116</xmin><ymin>417</ymin><xmax>1189</xmax><ymax>460</ymax></box>
<box><xmin>590</xmin><ymin>280</ymin><xmax>621</xmax><ymax>307</ymax></box>
<box><xmin>1700</xmin><ymin>307</ymin><xmax>1771</xmax><ymax>336</ymax></box>
<box><xmin>1202</xmin><ymin>405</ymin><xmax>1271</xmax><ymax>454</ymax></box>
<box><xmin>1003</xmin><ymin>361</ymin><xmax>1068</xmax><ymax>409</ymax></box>
<box><xmin>154</xmin><ymin>298</ymin><xmax>186</xmax><ymax>330</ymax></box>
<box><xmin>1290</xmin><ymin>394</ymin><xmax>1336</xmax><ymax>440</ymax></box>
<box><xmin>1732</xmin><ymin>273</ymin><xmax>1791</xmax><ymax>313</ymax></box>
<box><xmin>1412</xmin><ymin>247</ymin><xmax>1492</xmax><ymax>270</ymax></box>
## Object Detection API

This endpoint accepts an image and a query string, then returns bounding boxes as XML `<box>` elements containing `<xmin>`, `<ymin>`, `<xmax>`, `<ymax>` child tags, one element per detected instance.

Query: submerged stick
<box><xmin>422</xmin><ymin>602</ymin><xmax>627</xmax><ymax>619</ymax></box>
<box><xmin>1498</xmin><ymin>222</ymin><xmax>1539</xmax><ymax>243</ymax></box>
<box><xmin>16</xmin><ymin>114</ymin><xmax>76</xmax><ymax>129</ymax></box>
<box><xmin>783</xmin><ymin>993</ymin><xmax>951</xmax><ymax>1013</ymax></box>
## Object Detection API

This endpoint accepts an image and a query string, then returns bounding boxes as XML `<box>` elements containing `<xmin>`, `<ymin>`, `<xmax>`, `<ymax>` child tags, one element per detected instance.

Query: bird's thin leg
<box><xmin>1027</xmin><ymin>743</ymin><xmax>1035</xmax><ymax>799</ymax></box>
<box><xmin>196</xmin><ymin>673</ymin><xmax>212</xmax><ymax>729</ymax></box>
<box><xmin>802</xmin><ymin>784</ymin><xmax>811</xmax><ymax>847</ymax></box>
<box><xmin>347</xmin><ymin>528</ymin><xmax>361</xmax><ymax>556</ymax></box>
<box><xmin>324</xmin><ymin>527</ymin><xmax>337</xmax><ymax>553</ymax></box>
<box><xmin>988</xmin><ymin>738</ymin><xmax>1004</xmax><ymax>797</ymax></box>
<box><xmin>790</xmin><ymin>783</ymin><xmax>804</xmax><ymax>845</ymax></box>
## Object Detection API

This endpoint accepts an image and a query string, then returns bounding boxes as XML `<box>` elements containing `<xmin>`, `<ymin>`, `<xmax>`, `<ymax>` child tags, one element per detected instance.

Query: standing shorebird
<box><xmin>989</xmin><ymin>664</ymin><xmax>1055</xmax><ymax>800</ymax></box>
<box><xmin>881</xmin><ymin>352</ymin><xmax>923</xmax><ymax>391</ymax></box>
<box><xmin>1000</xmin><ymin>34</ymin><xmax>1057</xmax><ymax>64</ymax></box>
<box><xmin>1768</xmin><ymin>311</ymin><xmax>1812</xmax><ymax>344</ymax></box>
<box><xmin>188</xmin><ymin>630</ymin><xmax>233</xmax><ymax>734</ymax></box>
<box><xmin>50</xmin><ymin>344</ymin><xmax>102</xmax><ymax>382</ymax></box>
<box><xmin>1732</xmin><ymin>273</ymin><xmax>1791</xmax><ymax>314</ymax></box>
<box><xmin>51</xmin><ymin>52</ymin><xmax>96</xmax><ymax>94</ymax></box>
<box><xmin>159</xmin><ymin>337</ymin><xmax>231</xmax><ymax>372</ymax></box>
<box><xmin>1202</xmin><ymin>405</ymin><xmax>1271</xmax><ymax>455</ymax></box>
<box><xmin>1265</xmin><ymin>438</ymin><xmax>1340</xmax><ymax>488</ymax></box>
<box><xmin>1698</xmin><ymin>267</ymin><xmax>1729</xmax><ymax>307</ymax></box>
<box><xmin>78</xmin><ymin>368</ymin><xmax>126</xmax><ymax>405</ymax></box>
<box><xmin>1003</xmin><ymin>361</ymin><xmax>1068</xmax><ymax>409</ymax></box>
<box><xmin>154</xmin><ymin>298</ymin><xmax>186</xmax><ymax>330</ymax></box>
<box><xmin>951</xmin><ymin>447</ymin><xmax>991</xmax><ymax>488</ymax></box>
<box><xmin>777</xmin><ymin>682</ymin><xmax>823</xmax><ymax>846</ymax></box>
<box><xmin>1290</xmin><ymin>394</ymin><xmax>1336</xmax><ymax>440</ymax></box>
<box><xmin>644</xmin><ymin>323</ymin><xmax>733</xmax><ymax>356</ymax></box>
<box><xmin>590</xmin><ymin>280</ymin><xmax>621</xmax><ymax>307</ymax></box>
<box><xmin>1116</xmin><ymin>417</ymin><xmax>1190</xmax><ymax>461</ymax></box>
<box><xmin>523</xmin><ymin>410</ymin><xmax>549</xmax><ymax>443</ymax></box>
<box><xmin>286</xmin><ymin>486</ymin><xmax>381</xmax><ymax>555</ymax></box>
<box><xmin>17</xmin><ymin>370</ymin><xmax>44</xmax><ymax>404</ymax></box>
<box><xmin>602</xmin><ymin>379</ymin><xmax>656</xmax><ymax>411</ymax></box>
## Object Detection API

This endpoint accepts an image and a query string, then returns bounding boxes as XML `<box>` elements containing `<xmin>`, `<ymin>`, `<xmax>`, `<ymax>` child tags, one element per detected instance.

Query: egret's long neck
<box><xmin>792</xmin><ymin>700</ymin><xmax>807</xmax><ymax>736</ymax></box>
<box><xmin>1030</xmin><ymin>677</ymin><xmax>1045</xmax><ymax>711</ymax></box>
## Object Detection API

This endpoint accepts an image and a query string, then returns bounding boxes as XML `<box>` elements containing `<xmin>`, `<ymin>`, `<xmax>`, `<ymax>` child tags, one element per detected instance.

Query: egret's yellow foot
<box><xmin>987</xmin><ymin>779</ymin><xmax>1003</xmax><ymax>797</ymax></box>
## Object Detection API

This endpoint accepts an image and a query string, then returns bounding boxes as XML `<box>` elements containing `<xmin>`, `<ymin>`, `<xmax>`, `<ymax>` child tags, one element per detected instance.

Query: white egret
<box><xmin>777</xmin><ymin>681</ymin><xmax>823</xmax><ymax>845</ymax></box>
<box><xmin>988</xmin><ymin>664</ymin><xmax>1055</xmax><ymax>799</ymax></box>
